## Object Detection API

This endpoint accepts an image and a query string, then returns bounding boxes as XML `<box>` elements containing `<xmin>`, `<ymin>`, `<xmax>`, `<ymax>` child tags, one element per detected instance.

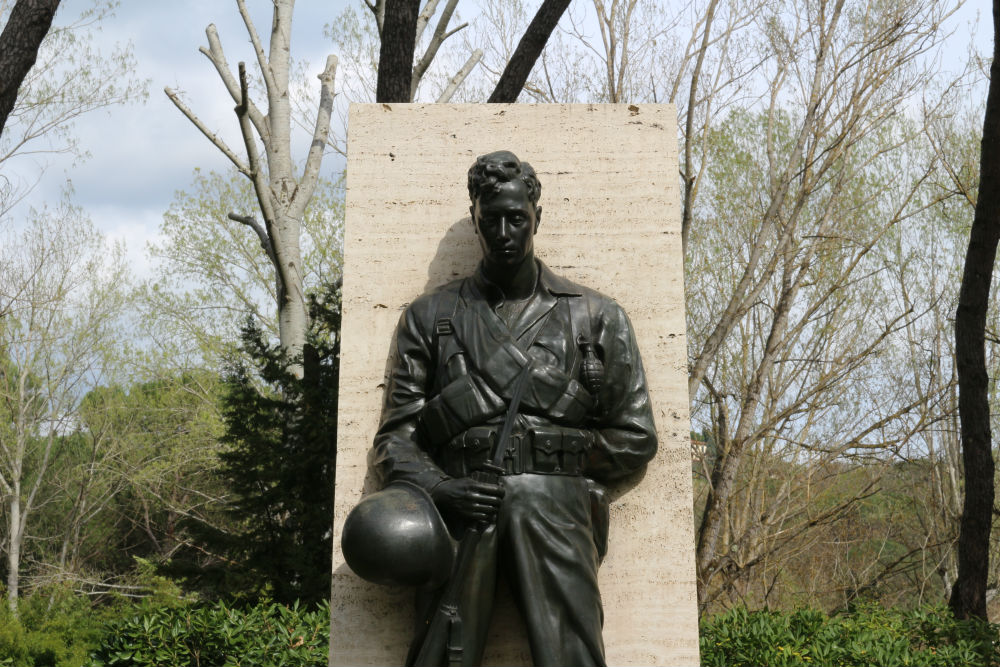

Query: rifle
<box><xmin>411</xmin><ymin>360</ymin><xmax>535</xmax><ymax>667</ymax></box>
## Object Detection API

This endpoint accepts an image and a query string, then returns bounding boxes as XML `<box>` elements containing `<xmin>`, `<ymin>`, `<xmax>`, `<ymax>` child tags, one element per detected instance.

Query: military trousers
<box><xmin>412</xmin><ymin>473</ymin><xmax>606</xmax><ymax>667</ymax></box>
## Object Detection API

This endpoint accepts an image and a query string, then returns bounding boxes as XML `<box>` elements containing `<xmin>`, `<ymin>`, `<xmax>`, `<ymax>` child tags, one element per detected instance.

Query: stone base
<box><xmin>330</xmin><ymin>104</ymin><xmax>699</xmax><ymax>666</ymax></box>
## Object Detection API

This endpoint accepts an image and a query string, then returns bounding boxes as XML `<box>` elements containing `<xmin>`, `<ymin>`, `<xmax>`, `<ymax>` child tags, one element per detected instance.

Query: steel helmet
<box><xmin>341</xmin><ymin>481</ymin><xmax>453</xmax><ymax>589</ymax></box>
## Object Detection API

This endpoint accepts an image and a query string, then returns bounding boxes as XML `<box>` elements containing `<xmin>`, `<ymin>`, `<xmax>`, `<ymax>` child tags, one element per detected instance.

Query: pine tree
<box><xmin>171</xmin><ymin>284</ymin><xmax>340</xmax><ymax>604</ymax></box>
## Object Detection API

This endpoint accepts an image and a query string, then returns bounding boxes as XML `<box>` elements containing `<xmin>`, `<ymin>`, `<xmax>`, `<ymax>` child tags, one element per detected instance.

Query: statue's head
<box><xmin>467</xmin><ymin>150</ymin><xmax>542</xmax><ymax>272</ymax></box>
<box><xmin>467</xmin><ymin>150</ymin><xmax>541</xmax><ymax>207</ymax></box>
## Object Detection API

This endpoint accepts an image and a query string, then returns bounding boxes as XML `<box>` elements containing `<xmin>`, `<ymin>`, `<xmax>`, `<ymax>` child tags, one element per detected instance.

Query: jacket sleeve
<box><xmin>585</xmin><ymin>300</ymin><xmax>658</xmax><ymax>482</ymax></box>
<box><xmin>368</xmin><ymin>301</ymin><xmax>451</xmax><ymax>492</ymax></box>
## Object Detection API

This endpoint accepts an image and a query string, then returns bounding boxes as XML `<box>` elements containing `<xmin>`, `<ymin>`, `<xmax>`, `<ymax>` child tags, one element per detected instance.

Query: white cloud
<box><xmin>12</xmin><ymin>0</ymin><xmax>348</xmax><ymax>279</ymax></box>
<box><xmin>92</xmin><ymin>204</ymin><xmax>166</xmax><ymax>281</ymax></box>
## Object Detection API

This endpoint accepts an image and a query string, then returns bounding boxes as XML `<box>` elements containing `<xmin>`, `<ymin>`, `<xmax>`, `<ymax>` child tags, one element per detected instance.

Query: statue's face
<box><xmin>471</xmin><ymin>179</ymin><xmax>540</xmax><ymax>273</ymax></box>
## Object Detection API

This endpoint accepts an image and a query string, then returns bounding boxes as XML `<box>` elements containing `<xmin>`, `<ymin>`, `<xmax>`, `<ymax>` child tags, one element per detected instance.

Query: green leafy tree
<box><xmin>1</xmin><ymin>367</ymin><xmax>226</xmax><ymax>601</ymax></box>
<box><xmin>144</xmin><ymin>169</ymin><xmax>344</xmax><ymax>368</ymax></box>
<box><xmin>0</xmin><ymin>206</ymin><xmax>130</xmax><ymax>614</ymax></box>
<box><xmin>0</xmin><ymin>1</ymin><xmax>144</xmax><ymax>611</ymax></box>
<box><xmin>99</xmin><ymin>374</ymin><xmax>225</xmax><ymax>576</ymax></box>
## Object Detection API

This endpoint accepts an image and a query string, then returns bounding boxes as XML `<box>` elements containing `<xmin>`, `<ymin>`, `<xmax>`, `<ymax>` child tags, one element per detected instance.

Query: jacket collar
<box><xmin>473</xmin><ymin>259</ymin><xmax>583</xmax><ymax>301</ymax></box>
<box><xmin>471</xmin><ymin>260</ymin><xmax>581</xmax><ymax>341</ymax></box>
<box><xmin>537</xmin><ymin>261</ymin><xmax>583</xmax><ymax>297</ymax></box>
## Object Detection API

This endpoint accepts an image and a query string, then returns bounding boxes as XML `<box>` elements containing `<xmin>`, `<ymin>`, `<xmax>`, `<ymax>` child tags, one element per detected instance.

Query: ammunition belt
<box><xmin>442</xmin><ymin>426</ymin><xmax>593</xmax><ymax>477</ymax></box>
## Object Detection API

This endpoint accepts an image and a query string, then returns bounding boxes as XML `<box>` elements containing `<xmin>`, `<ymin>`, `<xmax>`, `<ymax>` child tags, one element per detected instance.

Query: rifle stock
<box><xmin>411</xmin><ymin>522</ymin><xmax>485</xmax><ymax>666</ymax></box>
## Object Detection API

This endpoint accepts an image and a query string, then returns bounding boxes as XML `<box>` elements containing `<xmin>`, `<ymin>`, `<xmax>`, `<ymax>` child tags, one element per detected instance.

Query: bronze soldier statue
<box><xmin>364</xmin><ymin>150</ymin><xmax>657</xmax><ymax>667</ymax></box>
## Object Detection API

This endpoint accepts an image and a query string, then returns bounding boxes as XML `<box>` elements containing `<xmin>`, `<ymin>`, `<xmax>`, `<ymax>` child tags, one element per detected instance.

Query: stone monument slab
<box><xmin>330</xmin><ymin>103</ymin><xmax>698</xmax><ymax>666</ymax></box>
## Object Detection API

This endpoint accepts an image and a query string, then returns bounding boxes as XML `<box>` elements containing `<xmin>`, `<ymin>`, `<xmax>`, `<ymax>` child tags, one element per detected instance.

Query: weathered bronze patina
<box><xmin>363</xmin><ymin>150</ymin><xmax>657</xmax><ymax>667</ymax></box>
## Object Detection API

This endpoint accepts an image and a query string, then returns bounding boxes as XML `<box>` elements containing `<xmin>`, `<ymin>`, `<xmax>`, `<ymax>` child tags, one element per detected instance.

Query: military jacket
<box><xmin>370</xmin><ymin>261</ymin><xmax>657</xmax><ymax>491</ymax></box>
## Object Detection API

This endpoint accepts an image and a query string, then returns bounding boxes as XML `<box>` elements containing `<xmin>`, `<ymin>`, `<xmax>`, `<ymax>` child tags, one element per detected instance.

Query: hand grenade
<box><xmin>577</xmin><ymin>334</ymin><xmax>604</xmax><ymax>398</ymax></box>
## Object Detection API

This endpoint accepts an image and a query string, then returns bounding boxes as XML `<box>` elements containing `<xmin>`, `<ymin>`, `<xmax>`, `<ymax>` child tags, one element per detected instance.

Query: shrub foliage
<box><xmin>700</xmin><ymin>603</ymin><xmax>1000</xmax><ymax>667</ymax></box>
<box><xmin>4</xmin><ymin>594</ymin><xmax>995</xmax><ymax>667</ymax></box>
<box><xmin>0</xmin><ymin>587</ymin><xmax>107</xmax><ymax>667</ymax></box>
<box><xmin>88</xmin><ymin>599</ymin><xmax>329</xmax><ymax>667</ymax></box>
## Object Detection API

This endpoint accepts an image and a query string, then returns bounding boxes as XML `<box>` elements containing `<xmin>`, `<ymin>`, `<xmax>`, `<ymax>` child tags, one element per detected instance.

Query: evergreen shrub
<box><xmin>167</xmin><ymin>286</ymin><xmax>340</xmax><ymax>604</ymax></box>
<box><xmin>88</xmin><ymin>599</ymin><xmax>329</xmax><ymax>667</ymax></box>
<box><xmin>700</xmin><ymin>603</ymin><xmax>999</xmax><ymax>666</ymax></box>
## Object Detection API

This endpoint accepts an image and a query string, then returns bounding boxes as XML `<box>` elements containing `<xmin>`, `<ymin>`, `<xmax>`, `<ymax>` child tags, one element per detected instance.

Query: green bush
<box><xmin>89</xmin><ymin>599</ymin><xmax>329</xmax><ymax>667</ymax></box>
<box><xmin>700</xmin><ymin>603</ymin><xmax>999</xmax><ymax>667</ymax></box>
<box><xmin>0</xmin><ymin>587</ymin><xmax>108</xmax><ymax>667</ymax></box>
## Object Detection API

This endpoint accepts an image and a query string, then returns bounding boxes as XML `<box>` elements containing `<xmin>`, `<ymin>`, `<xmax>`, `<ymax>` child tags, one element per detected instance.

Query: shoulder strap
<box><xmin>488</xmin><ymin>358</ymin><xmax>535</xmax><ymax>472</ymax></box>
<box><xmin>431</xmin><ymin>284</ymin><xmax>465</xmax><ymax>362</ymax></box>
<box><xmin>567</xmin><ymin>294</ymin><xmax>593</xmax><ymax>360</ymax></box>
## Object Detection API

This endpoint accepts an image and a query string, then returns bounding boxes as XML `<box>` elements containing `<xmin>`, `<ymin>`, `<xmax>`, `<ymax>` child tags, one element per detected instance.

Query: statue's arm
<box><xmin>369</xmin><ymin>303</ymin><xmax>451</xmax><ymax>492</ymax></box>
<box><xmin>585</xmin><ymin>302</ymin><xmax>658</xmax><ymax>482</ymax></box>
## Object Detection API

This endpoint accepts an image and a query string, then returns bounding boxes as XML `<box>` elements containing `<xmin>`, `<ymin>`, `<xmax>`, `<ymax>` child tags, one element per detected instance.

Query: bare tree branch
<box><xmin>681</xmin><ymin>0</ymin><xmax>719</xmax><ymax>255</ymax></box>
<box><xmin>163</xmin><ymin>86</ymin><xmax>250</xmax><ymax>175</ymax></box>
<box><xmin>228</xmin><ymin>212</ymin><xmax>278</xmax><ymax>269</ymax></box>
<box><xmin>235</xmin><ymin>0</ymin><xmax>277</xmax><ymax>96</ymax></box>
<box><xmin>200</xmin><ymin>24</ymin><xmax>270</xmax><ymax>144</ymax></box>
<box><xmin>295</xmin><ymin>54</ymin><xmax>339</xmax><ymax>216</ymax></box>
<box><xmin>414</xmin><ymin>0</ymin><xmax>441</xmax><ymax>46</ymax></box>
<box><xmin>488</xmin><ymin>0</ymin><xmax>572</xmax><ymax>103</ymax></box>
<box><xmin>411</xmin><ymin>0</ymin><xmax>461</xmax><ymax>99</ymax></box>
<box><xmin>0</xmin><ymin>0</ymin><xmax>61</xmax><ymax>137</ymax></box>
<box><xmin>233</xmin><ymin>62</ymin><xmax>278</xmax><ymax>247</ymax></box>
<box><xmin>438</xmin><ymin>48</ymin><xmax>483</xmax><ymax>102</ymax></box>
<box><xmin>367</xmin><ymin>0</ymin><xmax>386</xmax><ymax>37</ymax></box>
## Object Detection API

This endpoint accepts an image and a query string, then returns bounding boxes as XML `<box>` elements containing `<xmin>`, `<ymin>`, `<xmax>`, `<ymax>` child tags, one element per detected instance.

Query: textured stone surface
<box><xmin>330</xmin><ymin>104</ymin><xmax>698</xmax><ymax>666</ymax></box>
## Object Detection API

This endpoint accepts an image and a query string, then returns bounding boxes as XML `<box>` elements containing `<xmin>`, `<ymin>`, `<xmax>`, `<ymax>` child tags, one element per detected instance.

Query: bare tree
<box><xmin>165</xmin><ymin>0</ymin><xmax>338</xmax><ymax>373</ymax></box>
<box><xmin>951</xmin><ymin>0</ymin><xmax>1000</xmax><ymax>622</ymax></box>
<box><xmin>488</xmin><ymin>0</ymin><xmax>572</xmax><ymax>102</ymax></box>
<box><xmin>867</xmin><ymin>86</ymin><xmax>990</xmax><ymax>607</ymax></box>
<box><xmin>376</xmin><ymin>0</ymin><xmax>419</xmax><ymax>101</ymax></box>
<box><xmin>165</xmin><ymin>0</ymin><xmax>492</xmax><ymax>365</ymax></box>
<box><xmin>687</xmin><ymin>0</ymin><xmax>962</xmax><ymax>607</ymax></box>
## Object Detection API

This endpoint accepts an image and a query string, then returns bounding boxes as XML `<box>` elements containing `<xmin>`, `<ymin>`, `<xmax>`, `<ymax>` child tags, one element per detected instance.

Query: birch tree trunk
<box><xmin>165</xmin><ymin>0</ymin><xmax>338</xmax><ymax>373</ymax></box>
<box><xmin>7</xmin><ymin>489</ymin><xmax>21</xmax><ymax>613</ymax></box>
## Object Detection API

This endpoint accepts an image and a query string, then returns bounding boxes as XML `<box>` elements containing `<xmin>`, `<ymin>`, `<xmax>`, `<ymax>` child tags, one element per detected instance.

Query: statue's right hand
<box><xmin>431</xmin><ymin>477</ymin><xmax>505</xmax><ymax>524</ymax></box>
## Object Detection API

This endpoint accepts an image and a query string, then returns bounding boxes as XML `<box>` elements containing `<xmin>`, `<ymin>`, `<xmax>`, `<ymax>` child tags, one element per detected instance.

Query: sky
<box><xmin>4</xmin><ymin>0</ymin><xmax>993</xmax><ymax>282</ymax></box>
<box><xmin>9</xmin><ymin>0</ymin><xmax>351</xmax><ymax>278</ymax></box>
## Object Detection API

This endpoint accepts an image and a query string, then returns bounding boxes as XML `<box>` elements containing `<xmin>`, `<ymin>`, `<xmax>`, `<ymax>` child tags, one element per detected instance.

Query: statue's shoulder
<box><xmin>402</xmin><ymin>276</ymin><xmax>468</xmax><ymax>324</ymax></box>
<box><xmin>539</xmin><ymin>264</ymin><xmax>621</xmax><ymax>312</ymax></box>
<box><xmin>540</xmin><ymin>264</ymin><xmax>636</xmax><ymax>341</ymax></box>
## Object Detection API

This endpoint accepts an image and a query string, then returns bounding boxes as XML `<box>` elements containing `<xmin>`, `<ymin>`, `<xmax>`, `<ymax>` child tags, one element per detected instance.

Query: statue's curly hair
<box><xmin>467</xmin><ymin>151</ymin><xmax>541</xmax><ymax>206</ymax></box>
